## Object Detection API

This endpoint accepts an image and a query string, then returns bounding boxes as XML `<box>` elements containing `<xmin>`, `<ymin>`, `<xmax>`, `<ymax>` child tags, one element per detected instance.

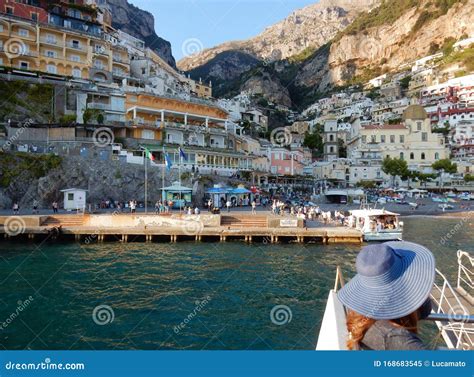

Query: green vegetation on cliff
<box><xmin>0</xmin><ymin>152</ymin><xmax>62</xmax><ymax>188</ymax></box>
<box><xmin>0</xmin><ymin>81</ymin><xmax>55</xmax><ymax>123</ymax></box>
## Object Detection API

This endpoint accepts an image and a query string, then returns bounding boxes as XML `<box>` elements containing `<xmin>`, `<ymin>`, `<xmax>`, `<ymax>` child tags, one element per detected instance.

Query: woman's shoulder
<box><xmin>362</xmin><ymin>321</ymin><xmax>426</xmax><ymax>350</ymax></box>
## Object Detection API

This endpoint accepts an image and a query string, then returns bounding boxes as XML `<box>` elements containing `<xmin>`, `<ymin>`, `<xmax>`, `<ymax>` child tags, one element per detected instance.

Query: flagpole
<box><xmin>144</xmin><ymin>150</ymin><xmax>148</xmax><ymax>214</ymax></box>
<box><xmin>179</xmin><ymin>150</ymin><xmax>182</xmax><ymax>213</ymax></box>
<box><xmin>162</xmin><ymin>145</ymin><xmax>165</xmax><ymax>204</ymax></box>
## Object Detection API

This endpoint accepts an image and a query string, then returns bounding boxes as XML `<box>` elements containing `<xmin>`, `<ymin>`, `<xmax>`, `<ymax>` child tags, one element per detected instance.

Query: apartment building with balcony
<box><xmin>350</xmin><ymin>105</ymin><xmax>449</xmax><ymax>171</ymax></box>
<box><xmin>0</xmin><ymin>9</ymin><xmax>130</xmax><ymax>81</ymax></box>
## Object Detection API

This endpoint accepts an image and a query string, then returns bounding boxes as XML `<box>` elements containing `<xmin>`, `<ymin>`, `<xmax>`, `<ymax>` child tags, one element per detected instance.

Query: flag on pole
<box><xmin>145</xmin><ymin>148</ymin><xmax>155</xmax><ymax>161</ymax></box>
<box><xmin>178</xmin><ymin>147</ymin><xmax>188</xmax><ymax>161</ymax></box>
<box><xmin>165</xmin><ymin>153</ymin><xmax>173</xmax><ymax>171</ymax></box>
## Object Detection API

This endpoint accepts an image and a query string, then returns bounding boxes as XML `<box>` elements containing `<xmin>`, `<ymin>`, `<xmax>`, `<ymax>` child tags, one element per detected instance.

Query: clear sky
<box><xmin>130</xmin><ymin>0</ymin><xmax>317</xmax><ymax>62</ymax></box>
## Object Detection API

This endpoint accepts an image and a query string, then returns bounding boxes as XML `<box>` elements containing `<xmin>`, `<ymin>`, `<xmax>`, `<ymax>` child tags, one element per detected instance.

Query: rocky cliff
<box><xmin>293</xmin><ymin>0</ymin><xmax>474</xmax><ymax>96</ymax></box>
<box><xmin>178</xmin><ymin>0</ymin><xmax>379</xmax><ymax>72</ymax></box>
<box><xmin>107</xmin><ymin>0</ymin><xmax>176</xmax><ymax>68</ymax></box>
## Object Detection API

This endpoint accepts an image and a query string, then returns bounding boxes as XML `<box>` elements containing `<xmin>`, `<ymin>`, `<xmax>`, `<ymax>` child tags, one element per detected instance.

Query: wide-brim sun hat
<box><xmin>338</xmin><ymin>241</ymin><xmax>435</xmax><ymax>320</ymax></box>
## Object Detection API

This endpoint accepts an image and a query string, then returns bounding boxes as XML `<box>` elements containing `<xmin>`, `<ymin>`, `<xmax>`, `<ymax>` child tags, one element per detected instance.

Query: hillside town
<box><xmin>0</xmin><ymin>0</ymin><xmax>473</xmax><ymax>206</ymax></box>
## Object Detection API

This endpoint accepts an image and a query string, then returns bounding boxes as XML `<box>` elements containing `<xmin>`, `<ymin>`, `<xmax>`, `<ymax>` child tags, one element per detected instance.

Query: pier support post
<box><xmin>75</xmin><ymin>234</ymin><xmax>81</xmax><ymax>242</ymax></box>
<box><xmin>121</xmin><ymin>234</ymin><xmax>128</xmax><ymax>243</ymax></box>
<box><xmin>220</xmin><ymin>235</ymin><xmax>226</xmax><ymax>242</ymax></box>
<box><xmin>248</xmin><ymin>235</ymin><xmax>252</xmax><ymax>243</ymax></box>
<box><xmin>28</xmin><ymin>233</ymin><xmax>35</xmax><ymax>240</ymax></box>
<box><xmin>195</xmin><ymin>235</ymin><xmax>201</xmax><ymax>242</ymax></box>
<box><xmin>98</xmin><ymin>234</ymin><xmax>104</xmax><ymax>243</ymax></box>
<box><xmin>274</xmin><ymin>236</ymin><xmax>279</xmax><ymax>243</ymax></box>
<box><xmin>323</xmin><ymin>236</ymin><xmax>329</xmax><ymax>245</ymax></box>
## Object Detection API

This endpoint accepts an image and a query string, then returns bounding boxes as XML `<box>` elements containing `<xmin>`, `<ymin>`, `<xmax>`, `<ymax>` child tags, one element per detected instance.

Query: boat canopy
<box><xmin>350</xmin><ymin>209</ymin><xmax>400</xmax><ymax>217</ymax></box>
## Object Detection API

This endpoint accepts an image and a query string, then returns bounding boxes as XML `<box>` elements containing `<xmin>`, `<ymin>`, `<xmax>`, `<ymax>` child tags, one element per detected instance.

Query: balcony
<box><xmin>66</xmin><ymin>43</ymin><xmax>87</xmax><ymax>52</ymax></box>
<box><xmin>40</xmin><ymin>38</ymin><xmax>63</xmax><ymax>47</ymax></box>
<box><xmin>87</xmin><ymin>102</ymin><xmax>110</xmax><ymax>111</ymax></box>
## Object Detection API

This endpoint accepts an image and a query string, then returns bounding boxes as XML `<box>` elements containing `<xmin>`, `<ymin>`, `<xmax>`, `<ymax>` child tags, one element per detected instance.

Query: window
<box><xmin>329</xmin><ymin>134</ymin><xmax>334</xmax><ymax>142</ymax></box>
<box><xmin>390</xmin><ymin>135</ymin><xmax>395</xmax><ymax>143</ymax></box>
<box><xmin>400</xmin><ymin>135</ymin><xmax>404</xmax><ymax>143</ymax></box>
<box><xmin>71</xmin><ymin>55</ymin><xmax>81</xmax><ymax>62</ymax></box>
<box><xmin>421</xmin><ymin>153</ymin><xmax>426</xmax><ymax>160</ymax></box>
<box><xmin>371</xmin><ymin>135</ymin><xmax>376</xmax><ymax>143</ymax></box>
<box><xmin>329</xmin><ymin>146</ymin><xmax>334</xmax><ymax>153</ymax></box>
<box><xmin>18</xmin><ymin>28</ymin><xmax>29</xmax><ymax>37</ymax></box>
<box><xmin>410</xmin><ymin>152</ymin><xmax>414</xmax><ymax>160</ymax></box>
<box><xmin>400</xmin><ymin>152</ymin><xmax>404</xmax><ymax>160</ymax></box>
<box><xmin>362</xmin><ymin>135</ymin><xmax>367</xmax><ymax>144</ymax></box>
<box><xmin>0</xmin><ymin>25</ymin><xmax>3</xmax><ymax>32</ymax></box>
<box><xmin>435</xmin><ymin>152</ymin><xmax>439</xmax><ymax>160</ymax></box>
<box><xmin>46</xmin><ymin>50</ymin><xmax>56</xmax><ymax>58</ymax></box>
<box><xmin>68</xmin><ymin>193</ymin><xmax>74</xmax><ymax>201</ymax></box>
<box><xmin>71</xmin><ymin>40</ymin><xmax>80</xmax><ymax>49</ymax></box>
<box><xmin>31</xmin><ymin>13</ymin><xmax>38</xmax><ymax>22</ymax></box>
<box><xmin>47</xmin><ymin>64</ymin><xmax>57</xmax><ymax>74</ymax></box>
<box><xmin>19</xmin><ymin>61</ymin><xmax>29</xmax><ymax>70</ymax></box>
<box><xmin>72</xmin><ymin>68</ymin><xmax>81</xmax><ymax>78</ymax></box>
<box><xmin>381</xmin><ymin>135</ymin><xmax>386</xmax><ymax>143</ymax></box>
<box><xmin>422</xmin><ymin>132</ymin><xmax>428</xmax><ymax>142</ymax></box>
<box><xmin>417</xmin><ymin>122</ymin><xmax>422</xmax><ymax>131</ymax></box>
<box><xmin>45</xmin><ymin>34</ymin><xmax>56</xmax><ymax>44</ymax></box>
<box><xmin>6</xmin><ymin>7</ymin><xmax>13</xmax><ymax>15</ymax></box>
<box><xmin>0</xmin><ymin>58</ymin><xmax>3</xmax><ymax>65</ymax></box>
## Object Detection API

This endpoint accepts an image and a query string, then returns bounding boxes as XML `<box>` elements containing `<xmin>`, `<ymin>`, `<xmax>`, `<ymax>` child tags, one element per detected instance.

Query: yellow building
<box><xmin>0</xmin><ymin>14</ymin><xmax>130</xmax><ymax>81</ymax></box>
<box><xmin>125</xmin><ymin>93</ymin><xmax>229</xmax><ymax>143</ymax></box>
<box><xmin>356</xmin><ymin>105</ymin><xmax>449</xmax><ymax>169</ymax></box>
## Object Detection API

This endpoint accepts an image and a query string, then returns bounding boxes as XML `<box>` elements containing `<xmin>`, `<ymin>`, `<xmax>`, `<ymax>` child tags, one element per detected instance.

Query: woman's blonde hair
<box><xmin>346</xmin><ymin>310</ymin><xmax>419</xmax><ymax>350</ymax></box>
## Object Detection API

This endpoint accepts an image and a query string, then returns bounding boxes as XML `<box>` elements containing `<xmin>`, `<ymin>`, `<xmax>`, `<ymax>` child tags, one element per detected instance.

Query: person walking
<box><xmin>251</xmin><ymin>200</ymin><xmax>257</xmax><ymax>215</ymax></box>
<box><xmin>12</xmin><ymin>203</ymin><xmax>19</xmax><ymax>215</ymax></box>
<box><xmin>155</xmin><ymin>200</ymin><xmax>160</xmax><ymax>214</ymax></box>
<box><xmin>52</xmin><ymin>201</ymin><xmax>58</xmax><ymax>214</ymax></box>
<box><xmin>32</xmin><ymin>200</ymin><xmax>39</xmax><ymax>215</ymax></box>
<box><xmin>226</xmin><ymin>199</ymin><xmax>231</xmax><ymax>213</ymax></box>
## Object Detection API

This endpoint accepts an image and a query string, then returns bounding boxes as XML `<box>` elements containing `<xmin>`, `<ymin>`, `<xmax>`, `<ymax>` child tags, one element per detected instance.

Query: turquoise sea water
<box><xmin>0</xmin><ymin>217</ymin><xmax>472</xmax><ymax>350</ymax></box>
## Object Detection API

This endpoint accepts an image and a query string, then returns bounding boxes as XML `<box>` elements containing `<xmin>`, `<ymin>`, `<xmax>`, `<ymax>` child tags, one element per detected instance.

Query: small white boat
<box><xmin>349</xmin><ymin>208</ymin><xmax>403</xmax><ymax>242</ymax></box>
<box><xmin>439</xmin><ymin>203</ymin><xmax>454</xmax><ymax>211</ymax></box>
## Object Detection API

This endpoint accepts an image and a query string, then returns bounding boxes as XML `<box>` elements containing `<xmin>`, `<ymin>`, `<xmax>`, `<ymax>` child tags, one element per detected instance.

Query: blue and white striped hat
<box><xmin>338</xmin><ymin>241</ymin><xmax>436</xmax><ymax>320</ymax></box>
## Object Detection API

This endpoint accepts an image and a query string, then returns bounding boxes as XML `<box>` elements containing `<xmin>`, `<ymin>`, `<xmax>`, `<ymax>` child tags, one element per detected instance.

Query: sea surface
<box><xmin>0</xmin><ymin>217</ymin><xmax>472</xmax><ymax>350</ymax></box>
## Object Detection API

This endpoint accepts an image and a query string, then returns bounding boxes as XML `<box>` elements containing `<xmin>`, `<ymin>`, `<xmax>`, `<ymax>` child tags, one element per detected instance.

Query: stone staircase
<box><xmin>221</xmin><ymin>215</ymin><xmax>268</xmax><ymax>228</ymax></box>
<box><xmin>41</xmin><ymin>215</ymin><xmax>86</xmax><ymax>228</ymax></box>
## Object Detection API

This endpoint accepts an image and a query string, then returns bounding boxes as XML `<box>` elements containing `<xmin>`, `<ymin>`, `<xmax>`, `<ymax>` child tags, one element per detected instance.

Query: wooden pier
<box><xmin>0</xmin><ymin>213</ymin><xmax>364</xmax><ymax>244</ymax></box>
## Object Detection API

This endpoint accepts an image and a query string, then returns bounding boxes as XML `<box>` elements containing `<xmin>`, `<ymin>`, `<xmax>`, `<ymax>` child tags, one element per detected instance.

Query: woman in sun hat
<box><xmin>338</xmin><ymin>241</ymin><xmax>435</xmax><ymax>350</ymax></box>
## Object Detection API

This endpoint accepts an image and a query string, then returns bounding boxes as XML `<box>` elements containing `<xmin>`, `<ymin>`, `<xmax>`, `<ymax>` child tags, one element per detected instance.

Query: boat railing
<box><xmin>457</xmin><ymin>250</ymin><xmax>473</xmax><ymax>295</ymax></box>
<box><xmin>430</xmin><ymin>251</ymin><xmax>473</xmax><ymax>350</ymax></box>
<box><xmin>334</xmin><ymin>265</ymin><xmax>345</xmax><ymax>292</ymax></box>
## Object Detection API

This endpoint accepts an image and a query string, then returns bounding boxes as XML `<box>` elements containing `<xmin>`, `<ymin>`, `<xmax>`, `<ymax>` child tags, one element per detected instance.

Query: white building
<box><xmin>61</xmin><ymin>189</ymin><xmax>87</xmax><ymax>211</ymax></box>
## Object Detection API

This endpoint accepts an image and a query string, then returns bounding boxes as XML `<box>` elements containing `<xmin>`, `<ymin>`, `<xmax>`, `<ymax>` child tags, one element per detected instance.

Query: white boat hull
<box><xmin>364</xmin><ymin>231</ymin><xmax>403</xmax><ymax>242</ymax></box>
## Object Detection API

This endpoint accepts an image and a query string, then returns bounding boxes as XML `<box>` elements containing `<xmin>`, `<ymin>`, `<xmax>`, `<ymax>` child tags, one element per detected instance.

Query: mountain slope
<box><xmin>177</xmin><ymin>0</ymin><xmax>379</xmax><ymax>72</ymax></box>
<box><xmin>107</xmin><ymin>0</ymin><xmax>176</xmax><ymax>68</ymax></box>
<box><xmin>292</xmin><ymin>0</ymin><xmax>474</xmax><ymax>97</ymax></box>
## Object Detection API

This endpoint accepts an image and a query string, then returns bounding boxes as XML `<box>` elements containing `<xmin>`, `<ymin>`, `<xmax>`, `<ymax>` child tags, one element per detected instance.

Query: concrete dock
<box><xmin>0</xmin><ymin>213</ymin><xmax>364</xmax><ymax>244</ymax></box>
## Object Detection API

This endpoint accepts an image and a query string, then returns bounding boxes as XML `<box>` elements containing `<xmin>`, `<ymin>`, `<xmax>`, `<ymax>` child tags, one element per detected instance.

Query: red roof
<box><xmin>362</xmin><ymin>124</ymin><xmax>407</xmax><ymax>130</ymax></box>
